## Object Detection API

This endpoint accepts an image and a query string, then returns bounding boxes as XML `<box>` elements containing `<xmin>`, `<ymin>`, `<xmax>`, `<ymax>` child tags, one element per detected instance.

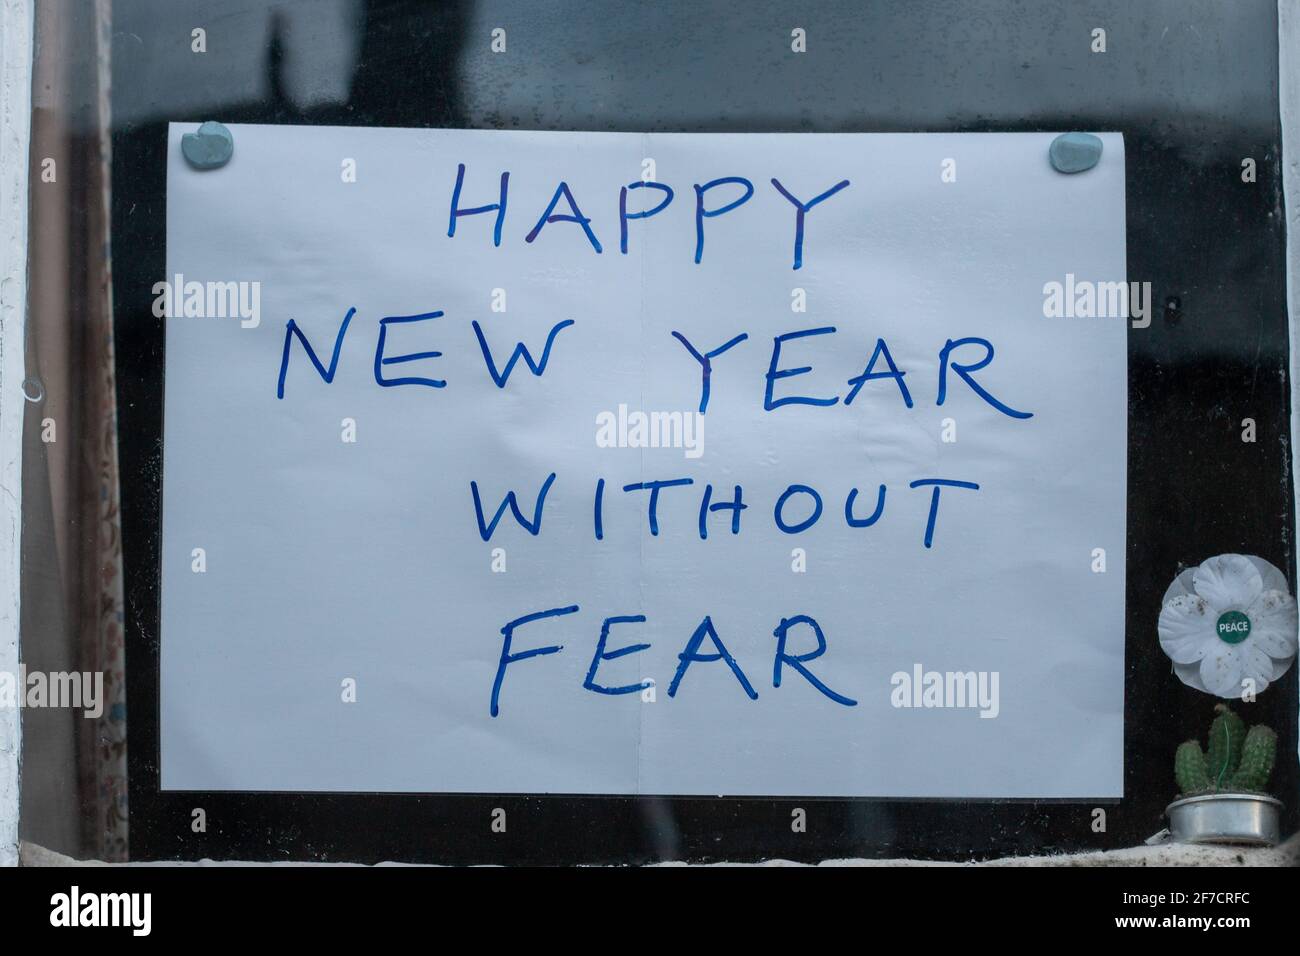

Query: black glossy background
<box><xmin>111</xmin><ymin>0</ymin><xmax>1297</xmax><ymax>862</ymax></box>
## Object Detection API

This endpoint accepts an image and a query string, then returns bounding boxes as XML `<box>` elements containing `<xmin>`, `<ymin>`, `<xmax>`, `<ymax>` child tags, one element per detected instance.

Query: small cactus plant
<box><xmin>1174</xmin><ymin>704</ymin><xmax>1277</xmax><ymax>796</ymax></box>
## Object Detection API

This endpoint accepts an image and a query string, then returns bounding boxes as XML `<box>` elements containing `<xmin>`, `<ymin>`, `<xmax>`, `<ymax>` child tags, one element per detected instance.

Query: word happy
<box><xmin>445</xmin><ymin>163</ymin><xmax>852</xmax><ymax>269</ymax></box>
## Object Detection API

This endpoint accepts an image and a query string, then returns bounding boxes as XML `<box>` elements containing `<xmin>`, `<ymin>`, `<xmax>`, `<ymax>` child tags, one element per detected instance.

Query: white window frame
<box><xmin>1281</xmin><ymin>0</ymin><xmax>1300</xmax><ymax>772</ymax></box>
<box><xmin>0</xmin><ymin>0</ymin><xmax>34</xmax><ymax>869</ymax></box>
<box><xmin>0</xmin><ymin>0</ymin><xmax>1295</xmax><ymax>867</ymax></box>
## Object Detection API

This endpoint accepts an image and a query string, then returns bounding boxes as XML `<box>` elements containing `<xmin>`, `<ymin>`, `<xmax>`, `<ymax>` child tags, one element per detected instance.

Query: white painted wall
<box><xmin>0</xmin><ymin>0</ymin><xmax>33</xmax><ymax>868</ymax></box>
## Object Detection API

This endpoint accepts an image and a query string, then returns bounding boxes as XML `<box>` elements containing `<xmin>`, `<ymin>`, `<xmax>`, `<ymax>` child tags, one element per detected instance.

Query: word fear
<box><xmin>491</xmin><ymin>606</ymin><xmax>857</xmax><ymax>717</ymax></box>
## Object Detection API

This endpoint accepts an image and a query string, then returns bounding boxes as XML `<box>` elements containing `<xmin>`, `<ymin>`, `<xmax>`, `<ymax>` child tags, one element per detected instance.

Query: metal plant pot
<box><xmin>1165</xmin><ymin>793</ymin><xmax>1282</xmax><ymax>846</ymax></box>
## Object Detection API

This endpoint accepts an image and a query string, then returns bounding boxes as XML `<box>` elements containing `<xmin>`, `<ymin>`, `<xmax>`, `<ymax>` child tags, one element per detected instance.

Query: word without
<box><xmin>472</xmin><ymin>474</ymin><xmax>979</xmax><ymax>549</ymax></box>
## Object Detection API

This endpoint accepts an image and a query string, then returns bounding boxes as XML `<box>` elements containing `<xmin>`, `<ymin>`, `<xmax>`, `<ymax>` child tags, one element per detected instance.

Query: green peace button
<box><xmin>1215</xmin><ymin>610</ymin><xmax>1251</xmax><ymax>645</ymax></box>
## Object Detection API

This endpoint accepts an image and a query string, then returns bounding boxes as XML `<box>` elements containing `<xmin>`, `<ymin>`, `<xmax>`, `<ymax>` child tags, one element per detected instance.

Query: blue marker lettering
<box><xmin>470</xmin><ymin>473</ymin><xmax>558</xmax><ymax>541</ymax></box>
<box><xmin>774</xmin><ymin>484</ymin><xmax>824</xmax><ymax>534</ymax></box>
<box><xmin>491</xmin><ymin>604</ymin><xmax>576</xmax><ymax>717</ymax></box>
<box><xmin>845</xmin><ymin>485</ymin><xmax>887</xmax><ymax>527</ymax></box>
<box><xmin>374</xmin><ymin>311</ymin><xmax>446</xmax><ymax>388</ymax></box>
<box><xmin>447</xmin><ymin>164</ymin><xmax>509</xmax><ymax>247</ymax></box>
<box><xmin>908</xmin><ymin>478</ymin><xmax>981</xmax><ymax>548</ymax></box>
<box><xmin>622</xmin><ymin>477</ymin><xmax>694</xmax><ymax>536</ymax></box>
<box><xmin>668</xmin><ymin>616</ymin><xmax>758</xmax><ymax>699</ymax></box>
<box><xmin>937</xmin><ymin>337</ymin><xmax>1032</xmax><ymax>419</ymax></box>
<box><xmin>693</xmin><ymin>176</ymin><xmax>754</xmax><ymax>264</ymax></box>
<box><xmin>473</xmin><ymin>319</ymin><xmax>575</xmax><ymax>388</ymax></box>
<box><xmin>698</xmin><ymin>483</ymin><xmax>746</xmax><ymax>539</ymax></box>
<box><xmin>764</xmin><ymin>327</ymin><xmax>840</xmax><ymax>410</ymax></box>
<box><xmin>772</xmin><ymin>615</ymin><xmax>857</xmax><ymax>706</ymax></box>
<box><xmin>845</xmin><ymin>338</ymin><xmax>912</xmax><ymax>408</ymax></box>
<box><xmin>619</xmin><ymin>182</ymin><xmax>674</xmax><ymax>254</ymax></box>
<box><xmin>584</xmin><ymin>615</ymin><xmax>653</xmax><ymax>696</ymax></box>
<box><xmin>769</xmin><ymin>177</ymin><xmax>851</xmax><ymax>270</ymax></box>
<box><xmin>276</xmin><ymin>307</ymin><xmax>355</xmax><ymax>399</ymax></box>
<box><xmin>526</xmin><ymin>181</ymin><xmax>602</xmax><ymax>253</ymax></box>
<box><xmin>671</xmin><ymin>330</ymin><xmax>749</xmax><ymax>413</ymax></box>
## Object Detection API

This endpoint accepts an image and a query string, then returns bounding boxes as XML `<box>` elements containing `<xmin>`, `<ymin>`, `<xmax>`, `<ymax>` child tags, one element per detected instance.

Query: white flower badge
<box><xmin>1158</xmin><ymin>554</ymin><xmax>1298</xmax><ymax>698</ymax></box>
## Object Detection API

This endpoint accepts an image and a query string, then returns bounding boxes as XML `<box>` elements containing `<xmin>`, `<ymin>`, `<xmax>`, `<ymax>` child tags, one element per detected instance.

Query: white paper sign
<box><xmin>161</xmin><ymin>125</ymin><xmax>1127</xmax><ymax>796</ymax></box>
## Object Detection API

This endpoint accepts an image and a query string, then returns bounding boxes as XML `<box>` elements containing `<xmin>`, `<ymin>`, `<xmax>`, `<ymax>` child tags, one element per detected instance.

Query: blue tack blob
<box><xmin>181</xmin><ymin>121</ymin><xmax>234</xmax><ymax>170</ymax></box>
<box><xmin>1048</xmin><ymin>132</ymin><xmax>1102</xmax><ymax>174</ymax></box>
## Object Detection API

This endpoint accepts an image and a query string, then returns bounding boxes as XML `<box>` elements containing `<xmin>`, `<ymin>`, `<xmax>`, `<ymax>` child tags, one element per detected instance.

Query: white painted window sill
<box><xmin>18</xmin><ymin>834</ymin><xmax>1300</xmax><ymax>867</ymax></box>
